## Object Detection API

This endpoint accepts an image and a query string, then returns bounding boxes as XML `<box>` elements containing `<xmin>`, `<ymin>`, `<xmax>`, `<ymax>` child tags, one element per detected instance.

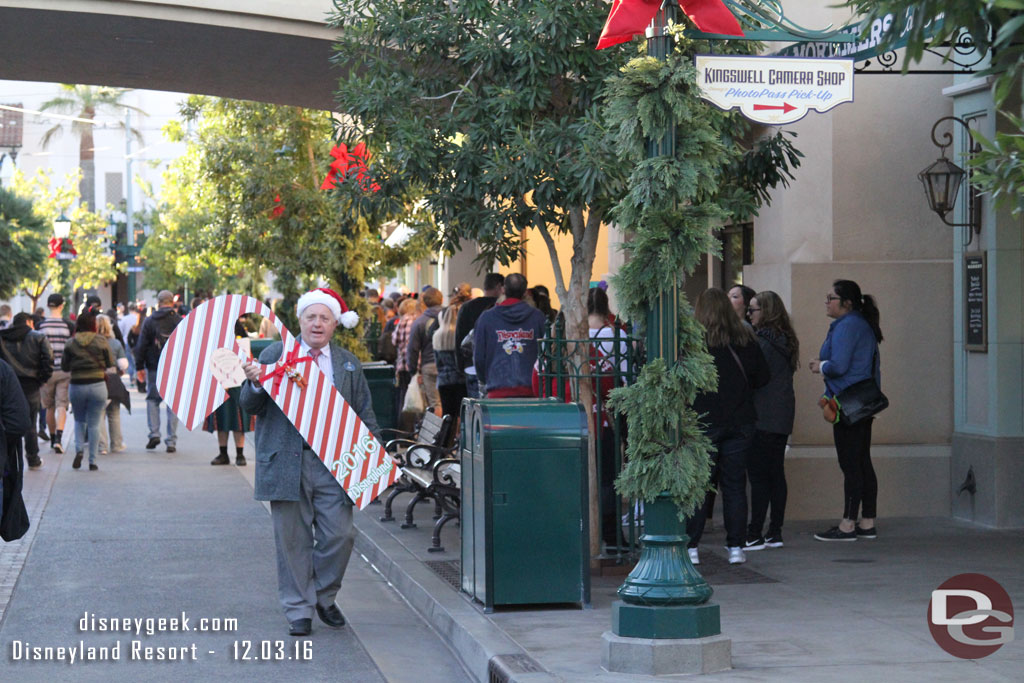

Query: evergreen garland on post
<box><xmin>603</xmin><ymin>32</ymin><xmax>801</xmax><ymax>516</ymax></box>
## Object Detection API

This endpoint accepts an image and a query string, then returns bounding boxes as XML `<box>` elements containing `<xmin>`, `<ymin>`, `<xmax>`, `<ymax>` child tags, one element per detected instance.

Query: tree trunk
<box><xmin>541</xmin><ymin>205</ymin><xmax>603</xmax><ymax>565</ymax></box>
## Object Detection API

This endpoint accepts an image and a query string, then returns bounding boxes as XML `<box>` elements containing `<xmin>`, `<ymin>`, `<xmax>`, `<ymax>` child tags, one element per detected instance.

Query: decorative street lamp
<box><xmin>52</xmin><ymin>212</ymin><xmax>76</xmax><ymax>305</ymax></box>
<box><xmin>53</xmin><ymin>212</ymin><xmax>72</xmax><ymax>241</ymax></box>
<box><xmin>919</xmin><ymin>116</ymin><xmax>981</xmax><ymax>242</ymax></box>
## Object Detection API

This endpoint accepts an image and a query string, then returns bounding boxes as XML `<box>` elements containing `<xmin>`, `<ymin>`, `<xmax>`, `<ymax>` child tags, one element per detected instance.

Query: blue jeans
<box><xmin>69</xmin><ymin>381</ymin><xmax>108</xmax><ymax>465</ymax></box>
<box><xmin>125</xmin><ymin>343</ymin><xmax>136</xmax><ymax>377</ymax></box>
<box><xmin>687</xmin><ymin>423</ymin><xmax>755</xmax><ymax>549</ymax></box>
<box><xmin>146</xmin><ymin>370</ymin><xmax>178</xmax><ymax>446</ymax></box>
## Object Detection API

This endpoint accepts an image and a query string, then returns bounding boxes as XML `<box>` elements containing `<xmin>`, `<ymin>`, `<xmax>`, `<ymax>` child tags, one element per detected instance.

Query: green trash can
<box><xmin>249</xmin><ymin>338</ymin><xmax>274</xmax><ymax>360</ymax></box>
<box><xmin>362</xmin><ymin>361</ymin><xmax>397</xmax><ymax>432</ymax></box>
<box><xmin>459</xmin><ymin>398</ymin><xmax>590</xmax><ymax>612</ymax></box>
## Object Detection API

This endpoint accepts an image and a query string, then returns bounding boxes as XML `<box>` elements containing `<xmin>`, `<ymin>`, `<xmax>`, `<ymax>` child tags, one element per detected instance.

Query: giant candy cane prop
<box><xmin>156</xmin><ymin>294</ymin><xmax>397</xmax><ymax>509</ymax></box>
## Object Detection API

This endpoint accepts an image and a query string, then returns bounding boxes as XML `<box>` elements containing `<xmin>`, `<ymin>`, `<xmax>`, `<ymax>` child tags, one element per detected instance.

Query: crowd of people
<box><xmin>363</xmin><ymin>272</ymin><xmax>556</xmax><ymax>437</ymax></box>
<box><xmin>684</xmin><ymin>280</ymin><xmax>884</xmax><ymax>567</ymax></box>
<box><xmin>1</xmin><ymin>274</ymin><xmax>884</xmax><ymax>590</ymax></box>
<box><xmin>0</xmin><ymin>289</ymin><xmax>287</xmax><ymax>473</ymax></box>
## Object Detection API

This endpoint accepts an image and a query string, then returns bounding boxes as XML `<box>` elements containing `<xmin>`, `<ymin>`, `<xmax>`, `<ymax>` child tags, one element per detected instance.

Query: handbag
<box><xmin>82</xmin><ymin>341</ymin><xmax>132</xmax><ymax>414</ymax></box>
<box><xmin>835</xmin><ymin>350</ymin><xmax>887</xmax><ymax>425</ymax></box>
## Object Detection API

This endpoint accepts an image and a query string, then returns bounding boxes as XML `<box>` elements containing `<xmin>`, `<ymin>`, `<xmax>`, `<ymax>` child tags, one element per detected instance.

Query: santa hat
<box><xmin>296</xmin><ymin>287</ymin><xmax>360</xmax><ymax>329</ymax></box>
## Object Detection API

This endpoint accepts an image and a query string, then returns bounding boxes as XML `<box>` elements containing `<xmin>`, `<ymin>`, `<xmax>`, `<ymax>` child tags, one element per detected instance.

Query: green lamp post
<box><xmin>611</xmin><ymin>1</ymin><xmax>719</xmax><ymax>641</ymax></box>
<box><xmin>53</xmin><ymin>212</ymin><xmax>75</xmax><ymax>306</ymax></box>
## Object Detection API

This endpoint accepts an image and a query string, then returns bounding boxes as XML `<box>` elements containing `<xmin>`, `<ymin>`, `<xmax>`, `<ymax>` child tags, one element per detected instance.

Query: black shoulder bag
<box><xmin>835</xmin><ymin>348</ymin><xmax>888</xmax><ymax>426</ymax></box>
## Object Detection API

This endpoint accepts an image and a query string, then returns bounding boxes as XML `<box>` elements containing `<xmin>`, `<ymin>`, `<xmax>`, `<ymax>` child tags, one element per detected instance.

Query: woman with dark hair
<box><xmin>586</xmin><ymin>286</ymin><xmax>630</xmax><ymax>548</ymax></box>
<box><xmin>61</xmin><ymin>311</ymin><xmax>114</xmax><ymax>471</ymax></box>
<box><xmin>529</xmin><ymin>285</ymin><xmax>558</xmax><ymax>324</ymax></box>
<box><xmin>432</xmin><ymin>283</ymin><xmax>473</xmax><ymax>436</ymax></box>
<box><xmin>744</xmin><ymin>291</ymin><xmax>799</xmax><ymax>550</ymax></box>
<box><xmin>728</xmin><ymin>284</ymin><xmax>756</xmax><ymax>324</ymax></box>
<box><xmin>689</xmin><ymin>288</ymin><xmax>770</xmax><ymax>565</ymax></box>
<box><xmin>810</xmin><ymin>279</ymin><xmax>884</xmax><ymax>541</ymax></box>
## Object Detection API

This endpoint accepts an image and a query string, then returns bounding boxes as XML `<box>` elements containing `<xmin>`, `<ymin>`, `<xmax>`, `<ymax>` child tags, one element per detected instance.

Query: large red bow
<box><xmin>48</xmin><ymin>237</ymin><xmax>77</xmax><ymax>258</ymax></box>
<box><xmin>321</xmin><ymin>142</ymin><xmax>380</xmax><ymax>193</ymax></box>
<box><xmin>597</xmin><ymin>0</ymin><xmax>743</xmax><ymax>50</ymax></box>
<box><xmin>259</xmin><ymin>345</ymin><xmax>314</xmax><ymax>395</ymax></box>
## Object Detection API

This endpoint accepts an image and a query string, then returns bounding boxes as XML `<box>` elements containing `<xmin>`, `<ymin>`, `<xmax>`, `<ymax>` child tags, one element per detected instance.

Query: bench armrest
<box><xmin>431</xmin><ymin>458</ymin><xmax>461</xmax><ymax>488</ymax></box>
<box><xmin>380</xmin><ymin>427</ymin><xmax>415</xmax><ymax>442</ymax></box>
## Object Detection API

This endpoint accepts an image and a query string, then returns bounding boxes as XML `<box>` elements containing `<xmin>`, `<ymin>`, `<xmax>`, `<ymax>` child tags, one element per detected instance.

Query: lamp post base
<box><xmin>612</xmin><ymin>600</ymin><xmax>721</xmax><ymax>639</ymax></box>
<box><xmin>602</xmin><ymin>629</ymin><xmax>732</xmax><ymax>675</ymax></box>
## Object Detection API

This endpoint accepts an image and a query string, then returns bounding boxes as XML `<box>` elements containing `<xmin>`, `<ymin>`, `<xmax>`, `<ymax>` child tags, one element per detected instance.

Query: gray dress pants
<box><xmin>270</xmin><ymin>450</ymin><xmax>354</xmax><ymax>622</ymax></box>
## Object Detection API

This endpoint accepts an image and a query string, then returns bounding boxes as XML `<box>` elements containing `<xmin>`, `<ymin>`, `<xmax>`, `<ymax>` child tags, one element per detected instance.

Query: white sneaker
<box><xmin>727</xmin><ymin>546</ymin><xmax>746</xmax><ymax>565</ymax></box>
<box><xmin>687</xmin><ymin>547</ymin><xmax>700</xmax><ymax>565</ymax></box>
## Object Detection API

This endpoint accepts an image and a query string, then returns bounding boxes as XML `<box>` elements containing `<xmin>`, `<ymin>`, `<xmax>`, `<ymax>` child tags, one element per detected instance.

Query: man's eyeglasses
<box><xmin>825</xmin><ymin>295</ymin><xmax>841</xmax><ymax>303</ymax></box>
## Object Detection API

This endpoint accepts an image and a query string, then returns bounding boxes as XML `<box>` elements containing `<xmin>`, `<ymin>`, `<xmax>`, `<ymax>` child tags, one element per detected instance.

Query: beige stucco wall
<box><xmin>740</xmin><ymin>20</ymin><xmax>958</xmax><ymax>518</ymax></box>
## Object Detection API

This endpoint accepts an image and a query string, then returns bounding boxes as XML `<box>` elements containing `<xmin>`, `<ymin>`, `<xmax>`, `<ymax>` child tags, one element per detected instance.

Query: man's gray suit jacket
<box><xmin>238</xmin><ymin>340</ymin><xmax>380</xmax><ymax>502</ymax></box>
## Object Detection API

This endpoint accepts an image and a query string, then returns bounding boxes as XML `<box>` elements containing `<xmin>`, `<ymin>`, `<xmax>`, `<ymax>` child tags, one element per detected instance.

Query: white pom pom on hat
<box><xmin>296</xmin><ymin>287</ymin><xmax>360</xmax><ymax>329</ymax></box>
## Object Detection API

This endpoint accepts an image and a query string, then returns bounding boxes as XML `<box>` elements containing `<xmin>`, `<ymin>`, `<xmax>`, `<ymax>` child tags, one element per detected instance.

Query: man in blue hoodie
<box><xmin>473</xmin><ymin>273</ymin><xmax>548</xmax><ymax>398</ymax></box>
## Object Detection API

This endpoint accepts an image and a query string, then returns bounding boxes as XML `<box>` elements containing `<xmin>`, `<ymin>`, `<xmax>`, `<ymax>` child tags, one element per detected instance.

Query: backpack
<box><xmin>153</xmin><ymin>312</ymin><xmax>181</xmax><ymax>353</ymax></box>
<box><xmin>377</xmin><ymin>317</ymin><xmax>398</xmax><ymax>364</ymax></box>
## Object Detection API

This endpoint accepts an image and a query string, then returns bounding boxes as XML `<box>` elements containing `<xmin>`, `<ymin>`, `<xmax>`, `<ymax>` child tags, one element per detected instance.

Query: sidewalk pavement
<box><xmin>357</xmin><ymin>489</ymin><xmax>1024</xmax><ymax>682</ymax></box>
<box><xmin>6</xmin><ymin>388</ymin><xmax>1022</xmax><ymax>682</ymax></box>
<box><xmin>0</xmin><ymin>390</ymin><xmax>471</xmax><ymax>682</ymax></box>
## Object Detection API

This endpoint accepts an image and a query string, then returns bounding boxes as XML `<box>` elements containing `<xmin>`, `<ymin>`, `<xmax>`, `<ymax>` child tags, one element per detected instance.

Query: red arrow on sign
<box><xmin>753</xmin><ymin>103</ymin><xmax>797</xmax><ymax>114</ymax></box>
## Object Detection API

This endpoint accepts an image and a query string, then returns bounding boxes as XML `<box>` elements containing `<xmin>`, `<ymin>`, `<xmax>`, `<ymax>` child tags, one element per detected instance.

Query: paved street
<box><xmin>0</xmin><ymin>390</ymin><xmax>471</xmax><ymax>682</ymax></box>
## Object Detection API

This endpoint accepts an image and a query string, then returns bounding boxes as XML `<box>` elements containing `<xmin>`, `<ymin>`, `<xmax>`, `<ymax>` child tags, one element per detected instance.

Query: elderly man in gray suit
<box><xmin>240</xmin><ymin>287</ymin><xmax>378</xmax><ymax>637</ymax></box>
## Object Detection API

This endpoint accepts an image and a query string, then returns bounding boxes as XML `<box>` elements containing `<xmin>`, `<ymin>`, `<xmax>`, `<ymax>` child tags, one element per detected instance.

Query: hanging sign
<box><xmin>695</xmin><ymin>55</ymin><xmax>854</xmax><ymax>124</ymax></box>
<box><xmin>156</xmin><ymin>294</ymin><xmax>398</xmax><ymax>509</ymax></box>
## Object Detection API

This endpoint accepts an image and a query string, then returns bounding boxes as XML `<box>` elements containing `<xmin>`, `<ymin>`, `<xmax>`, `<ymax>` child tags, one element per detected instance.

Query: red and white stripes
<box><xmin>156</xmin><ymin>294</ymin><xmax>397</xmax><ymax>509</ymax></box>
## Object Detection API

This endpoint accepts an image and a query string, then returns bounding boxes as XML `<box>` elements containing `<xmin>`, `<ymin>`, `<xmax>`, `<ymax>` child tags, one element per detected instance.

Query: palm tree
<box><xmin>38</xmin><ymin>85</ymin><xmax>145</xmax><ymax>211</ymax></box>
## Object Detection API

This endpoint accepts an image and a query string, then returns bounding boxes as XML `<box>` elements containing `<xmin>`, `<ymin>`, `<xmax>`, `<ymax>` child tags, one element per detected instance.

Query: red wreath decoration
<box><xmin>597</xmin><ymin>0</ymin><xmax>743</xmax><ymax>50</ymax></box>
<box><xmin>48</xmin><ymin>237</ymin><xmax>77</xmax><ymax>258</ymax></box>
<box><xmin>321</xmin><ymin>142</ymin><xmax>380</xmax><ymax>193</ymax></box>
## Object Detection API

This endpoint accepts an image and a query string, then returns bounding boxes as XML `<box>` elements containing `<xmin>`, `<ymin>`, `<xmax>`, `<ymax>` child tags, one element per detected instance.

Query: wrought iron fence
<box><xmin>536</xmin><ymin>318</ymin><xmax>646</xmax><ymax>562</ymax></box>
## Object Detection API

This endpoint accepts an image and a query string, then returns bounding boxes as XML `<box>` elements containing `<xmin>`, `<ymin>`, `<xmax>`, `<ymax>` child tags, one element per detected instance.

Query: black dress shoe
<box><xmin>146</xmin><ymin>437</ymin><xmax>160</xmax><ymax>449</ymax></box>
<box><xmin>288</xmin><ymin>618</ymin><xmax>312</xmax><ymax>636</ymax></box>
<box><xmin>211</xmin><ymin>453</ymin><xmax>230</xmax><ymax>465</ymax></box>
<box><xmin>316</xmin><ymin>604</ymin><xmax>346</xmax><ymax>628</ymax></box>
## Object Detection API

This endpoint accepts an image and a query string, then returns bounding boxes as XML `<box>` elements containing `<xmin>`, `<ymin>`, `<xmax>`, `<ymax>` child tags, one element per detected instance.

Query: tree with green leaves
<box><xmin>0</xmin><ymin>183</ymin><xmax>49</xmax><ymax>301</ymax></box>
<box><xmin>151</xmin><ymin>97</ymin><xmax>428</xmax><ymax>351</ymax></box>
<box><xmin>330</xmin><ymin>1</ymin><xmax>801</xmax><ymax>544</ymax></box>
<box><xmin>38</xmin><ymin>85</ymin><xmax>145</xmax><ymax>212</ymax></box>
<box><xmin>9</xmin><ymin>169</ymin><xmax>124</xmax><ymax>309</ymax></box>
<box><xmin>842</xmin><ymin>0</ymin><xmax>1024</xmax><ymax>212</ymax></box>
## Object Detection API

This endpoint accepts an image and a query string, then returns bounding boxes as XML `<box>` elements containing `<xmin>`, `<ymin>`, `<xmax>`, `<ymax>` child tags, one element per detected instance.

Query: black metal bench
<box><xmin>378</xmin><ymin>413</ymin><xmax>456</xmax><ymax>539</ymax></box>
<box><xmin>401</xmin><ymin>455</ymin><xmax>460</xmax><ymax>553</ymax></box>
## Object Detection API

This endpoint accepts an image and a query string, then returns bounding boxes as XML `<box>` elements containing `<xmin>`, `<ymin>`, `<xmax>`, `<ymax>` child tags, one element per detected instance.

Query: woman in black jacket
<box><xmin>744</xmin><ymin>291</ymin><xmax>799</xmax><ymax>550</ymax></box>
<box><xmin>688</xmin><ymin>288</ymin><xmax>770</xmax><ymax>566</ymax></box>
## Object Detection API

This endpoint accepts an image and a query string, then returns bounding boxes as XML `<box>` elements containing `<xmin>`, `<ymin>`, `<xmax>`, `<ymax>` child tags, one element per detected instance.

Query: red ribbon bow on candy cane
<box><xmin>597</xmin><ymin>0</ymin><xmax>744</xmax><ymax>50</ymax></box>
<box><xmin>48</xmin><ymin>237</ymin><xmax>77</xmax><ymax>258</ymax></box>
<box><xmin>259</xmin><ymin>345</ymin><xmax>313</xmax><ymax>394</ymax></box>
